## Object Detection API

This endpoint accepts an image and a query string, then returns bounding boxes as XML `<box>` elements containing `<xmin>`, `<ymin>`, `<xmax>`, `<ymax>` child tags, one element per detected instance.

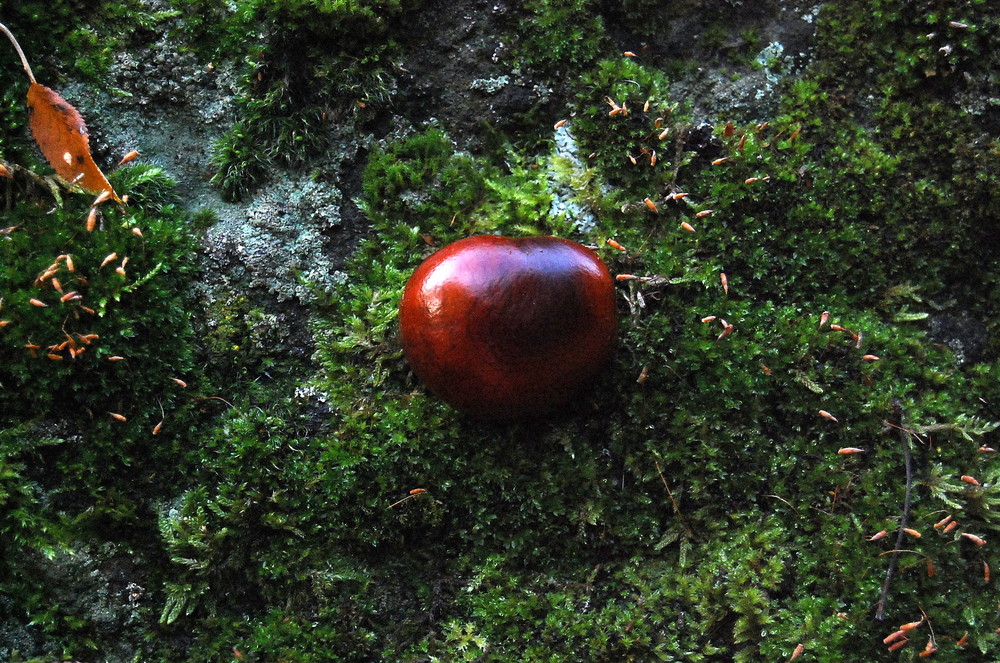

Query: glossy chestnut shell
<box><xmin>399</xmin><ymin>235</ymin><xmax>617</xmax><ymax>419</ymax></box>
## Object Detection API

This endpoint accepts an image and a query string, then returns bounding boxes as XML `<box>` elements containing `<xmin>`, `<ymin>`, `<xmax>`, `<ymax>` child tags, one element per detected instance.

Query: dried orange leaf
<box><xmin>3</xmin><ymin>23</ymin><xmax>120</xmax><ymax>202</ymax></box>
<box><xmin>27</xmin><ymin>83</ymin><xmax>120</xmax><ymax>202</ymax></box>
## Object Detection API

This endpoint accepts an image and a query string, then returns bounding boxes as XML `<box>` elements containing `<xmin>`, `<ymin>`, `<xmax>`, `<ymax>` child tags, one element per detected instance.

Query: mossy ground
<box><xmin>1</xmin><ymin>0</ymin><xmax>999</xmax><ymax>661</ymax></box>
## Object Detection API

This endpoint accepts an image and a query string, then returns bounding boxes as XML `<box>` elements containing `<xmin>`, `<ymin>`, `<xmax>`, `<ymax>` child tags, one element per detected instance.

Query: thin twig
<box><xmin>875</xmin><ymin>399</ymin><xmax>914</xmax><ymax>620</ymax></box>
<box><xmin>0</xmin><ymin>22</ymin><xmax>37</xmax><ymax>84</ymax></box>
<box><xmin>655</xmin><ymin>460</ymin><xmax>694</xmax><ymax>538</ymax></box>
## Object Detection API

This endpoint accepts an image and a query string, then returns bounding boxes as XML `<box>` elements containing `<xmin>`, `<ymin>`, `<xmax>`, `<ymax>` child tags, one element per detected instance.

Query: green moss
<box><xmin>211</xmin><ymin>38</ymin><xmax>403</xmax><ymax>201</ymax></box>
<box><xmin>0</xmin><ymin>165</ymin><xmax>198</xmax><ymax>421</ymax></box>
<box><xmin>511</xmin><ymin>0</ymin><xmax>605</xmax><ymax>76</ymax></box>
<box><xmin>4</xmin><ymin>0</ymin><xmax>1000</xmax><ymax>660</ymax></box>
<box><xmin>207</xmin><ymin>0</ymin><xmax>430</xmax><ymax>200</ymax></box>
<box><xmin>237</xmin><ymin>0</ymin><xmax>423</xmax><ymax>42</ymax></box>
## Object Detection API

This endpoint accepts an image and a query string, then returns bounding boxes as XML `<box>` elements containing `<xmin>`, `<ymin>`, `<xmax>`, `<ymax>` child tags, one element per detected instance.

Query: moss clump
<box><xmin>0</xmin><ymin>165</ymin><xmax>198</xmax><ymax>422</ymax></box>
<box><xmin>3</xmin><ymin>0</ymin><xmax>1000</xmax><ymax>661</ymax></box>
<box><xmin>210</xmin><ymin>1</ymin><xmax>424</xmax><ymax>201</ymax></box>
<box><xmin>0</xmin><ymin>165</ymin><xmax>204</xmax><ymax>655</ymax></box>
<box><xmin>511</xmin><ymin>0</ymin><xmax>605</xmax><ymax>76</ymax></box>
<box><xmin>237</xmin><ymin>0</ymin><xmax>424</xmax><ymax>42</ymax></box>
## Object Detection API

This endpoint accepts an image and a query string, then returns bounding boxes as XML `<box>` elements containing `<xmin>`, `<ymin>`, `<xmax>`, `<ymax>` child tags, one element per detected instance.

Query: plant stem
<box><xmin>656</xmin><ymin>460</ymin><xmax>694</xmax><ymax>538</ymax></box>
<box><xmin>875</xmin><ymin>399</ymin><xmax>913</xmax><ymax>620</ymax></box>
<box><xmin>0</xmin><ymin>22</ymin><xmax>37</xmax><ymax>85</ymax></box>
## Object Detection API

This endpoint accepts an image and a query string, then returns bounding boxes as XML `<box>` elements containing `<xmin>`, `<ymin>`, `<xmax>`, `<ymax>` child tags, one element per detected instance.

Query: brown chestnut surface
<box><xmin>399</xmin><ymin>235</ymin><xmax>617</xmax><ymax>419</ymax></box>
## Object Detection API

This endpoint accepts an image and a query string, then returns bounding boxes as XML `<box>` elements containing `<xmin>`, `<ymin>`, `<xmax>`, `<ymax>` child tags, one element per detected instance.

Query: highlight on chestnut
<box><xmin>399</xmin><ymin>235</ymin><xmax>618</xmax><ymax>419</ymax></box>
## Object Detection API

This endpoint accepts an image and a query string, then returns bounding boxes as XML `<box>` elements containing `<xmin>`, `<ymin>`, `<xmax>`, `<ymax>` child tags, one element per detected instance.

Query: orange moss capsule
<box><xmin>933</xmin><ymin>514</ymin><xmax>953</xmax><ymax>530</ymax></box>
<box><xmin>720</xmin><ymin>272</ymin><xmax>728</xmax><ymax>294</ymax></box>
<box><xmin>108</xmin><ymin>355</ymin><xmax>125</xmax><ymax>362</ymax></box>
<box><xmin>695</xmin><ymin>209</ymin><xmax>713</xmax><ymax>218</ymax></box>
<box><xmin>887</xmin><ymin>638</ymin><xmax>908</xmax><ymax>652</ymax></box>
<box><xmin>979</xmin><ymin>445</ymin><xmax>997</xmax><ymax>453</ymax></box>
<box><xmin>902</xmin><ymin>528</ymin><xmax>922</xmax><ymax>538</ymax></box>
<box><xmin>29</xmin><ymin>298</ymin><xmax>47</xmax><ymax>307</ymax></box>
<box><xmin>117</xmin><ymin>149</ymin><xmax>140</xmax><ymax>166</ymax></box>
<box><xmin>960</xmin><ymin>532</ymin><xmax>986</xmax><ymax>546</ymax></box>
<box><xmin>86</xmin><ymin>207</ymin><xmax>98</xmax><ymax>232</ymax></box>
<box><xmin>36</xmin><ymin>267</ymin><xmax>57</xmax><ymax>284</ymax></box>
<box><xmin>818</xmin><ymin>410</ymin><xmax>838</xmax><ymax>423</ymax></box>
<box><xmin>955</xmin><ymin>633</ymin><xmax>969</xmax><ymax>647</ymax></box>
<box><xmin>109</xmin><ymin>412</ymin><xmax>127</xmax><ymax>422</ymax></box>
<box><xmin>943</xmin><ymin>520</ymin><xmax>958</xmax><ymax>533</ymax></box>
<box><xmin>606</xmin><ymin>238</ymin><xmax>626</xmax><ymax>251</ymax></box>
<box><xmin>900</xmin><ymin>619</ymin><xmax>924</xmax><ymax>631</ymax></box>
<box><xmin>100</xmin><ymin>252</ymin><xmax>118</xmax><ymax>269</ymax></box>
<box><xmin>984</xmin><ymin>560</ymin><xmax>991</xmax><ymax>582</ymax></box>
<box><xmin>716</xmin><ymin>322</ymin><xmax>734</xmax><ymax>341</ymax></box>
<box><xmin>790</xmin><ymin>643</ymin><xmax>804</xmax><ymax>661</ymax></box>
<box><xmin>643</xmin><ymin>197</ymin><xmax>659</xmax><ymax>213</ymax></box>
<box><xmin>838</xmin><ymin>447</ymin><xmax>865</xmax><ymax>454</ymax></box>
<box><xmin>862</xmin><ymin>354</ymin><xmax>880</xmax><ymax>361</ymax></box>
<box><xmin>883</xmin><ymin>630</ymin><xmax>907</xmax><ymax>645</ymax></box>
<box><xmin>92</xmin><ymin>189</ymin><xmax>113</xmax><ymax>206</ymax></box>
<box><xmin>171</xmin><ymin>377</ymin><xmax>188</xmax><ymax>388</ymax></box>
<box><xmin>868</xmin><ymin>529</ymin><xmax>888</xmax><ymax>541</ymax></box>
<box><xmin>152</xmin><ymin>421</ymin><xmax>163</xmax><ymax>436</ymax></box>
<box><xmin>46</xmin><ymin>353</ymin><xmax>63</xmax><ymax>360</ymax></box>
<box><xmin>711</xmin><ymin>157</ymin><xmax>730</xmax><ymax>165</ymax></box>
<box><xmin>409</xmin><ymin>488</ymin><xmax>427</xmax><ymax>495</ymax></box>
<box><xmin>680</xmin><ymin>221</ymin><xmax>695</xmax><ymax>233</ymax></box>
<box><xmin>658</xmin><ymin>128</ymin><xmax>670</xmax><ymax>140</ymax></box>
<box><xmin>960</xmin><ymin>475</ymin><xmax>981</xmax><ymax>486</ymax></box>
<box><xmin>701</xmin><ymin>315</ymin><xmax>717</xmax><ymax>323</ymax></box>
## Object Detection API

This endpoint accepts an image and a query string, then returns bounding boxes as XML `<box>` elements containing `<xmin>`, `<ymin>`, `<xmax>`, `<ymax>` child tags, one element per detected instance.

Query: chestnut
<box><xmin>399</xmin><ymin>235</ymin><xmax>617</xmax><ymax>419</ymax></box>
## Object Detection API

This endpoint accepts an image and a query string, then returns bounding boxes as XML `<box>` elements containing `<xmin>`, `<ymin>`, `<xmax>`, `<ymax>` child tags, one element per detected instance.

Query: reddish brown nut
<box><xmin>399</xmin><ymin>235</ymin><xmax>617</xmax><ymax>419</ymax></box>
